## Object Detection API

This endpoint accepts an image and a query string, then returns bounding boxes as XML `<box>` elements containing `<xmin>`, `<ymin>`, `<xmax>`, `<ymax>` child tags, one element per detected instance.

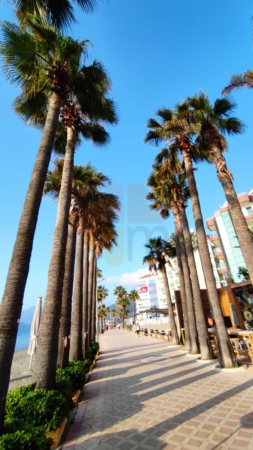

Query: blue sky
<box><xmin>1</xmin><ymin>0</ymin><xmax>253</xmax><ymax>309</ymax></box>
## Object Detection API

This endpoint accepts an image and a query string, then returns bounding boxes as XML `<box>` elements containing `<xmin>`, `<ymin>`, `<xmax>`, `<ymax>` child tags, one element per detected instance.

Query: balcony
<box><xmin>217</xmin><ymin>267</ymin><xmax>228</xmax><ymax>275</ymax></box>
<box><xmin>245</xmin><ymin>213</ymin><xmax>253</xmax><ymax>222</ymax></box>
<box><xmin>206</xmin><ymin>217</ymin><xmax>216</xmax><ymax>231</ymax></box>
<box><xmin>209</xmin><ymin>235</ymin><xmax>220</xmax><ymax>244</ymax></box>
<box><xmin>213</xmin><ymin>251</ymin><xmax>223</xmax><ymax>259</ymax></box>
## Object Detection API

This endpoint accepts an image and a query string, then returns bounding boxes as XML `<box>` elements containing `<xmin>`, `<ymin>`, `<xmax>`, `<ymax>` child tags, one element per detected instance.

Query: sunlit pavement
<box><xmin>61</xmin><ymin>329</ymin><xmax>253</xmax><ymax>450</ymax></box>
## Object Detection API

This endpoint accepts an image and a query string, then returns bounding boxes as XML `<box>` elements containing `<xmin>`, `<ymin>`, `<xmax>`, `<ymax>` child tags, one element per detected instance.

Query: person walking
<box><xmin>136</xmin><ymin>323</ymin><xmax>140</xmax><ymax>337</ymax></box>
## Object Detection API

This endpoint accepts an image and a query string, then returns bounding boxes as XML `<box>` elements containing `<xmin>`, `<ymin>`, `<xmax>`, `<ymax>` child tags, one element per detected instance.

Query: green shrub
<box><xmin>85</xmin><ymin>349</ymin><xmax>94</xmax><ymax>362</ymax></box>
<box><xmin>90</xmin><ymin>341</ymin><xmax>99</xmax><ymax>354</ymax></box>
<box><xmin>4</xmin><ymin>384</ymin><xmax>71</xmax><ymax>433</ymax></box>
<box><xmin>56</xmin><ymin>360</ymin><xmax>89</xmax><ymax>392</ymax></box>
<box><xmin>0</xmin><ymin>427</ymin><xmax>52</xmax><ymax>450</ymax></box>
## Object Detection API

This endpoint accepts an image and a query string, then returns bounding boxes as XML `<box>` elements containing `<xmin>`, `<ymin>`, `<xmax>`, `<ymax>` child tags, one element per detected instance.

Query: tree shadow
<box><xmin>62</xmin><ymin>340</ymin><xmax>253</xmax><ymax>449</ymax></box>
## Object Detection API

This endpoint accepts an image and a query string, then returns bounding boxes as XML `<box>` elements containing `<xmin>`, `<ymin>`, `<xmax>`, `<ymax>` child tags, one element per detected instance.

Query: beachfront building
<box><xmin>135</xmin><ymin>260</ymin><xmax>180</xmax><ymax>322</ymax></box>
<box><xmin>206</xmin><ymin>189</ymin><xmax>253</xmax><ymax>284</ymax></box>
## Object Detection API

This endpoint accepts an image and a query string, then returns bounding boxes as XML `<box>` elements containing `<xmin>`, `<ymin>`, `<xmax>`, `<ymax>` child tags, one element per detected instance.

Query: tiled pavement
<box><xmin>61</xmin><ymin>329</ymin><xmax>253</xmax><ymax>450</ymax></box>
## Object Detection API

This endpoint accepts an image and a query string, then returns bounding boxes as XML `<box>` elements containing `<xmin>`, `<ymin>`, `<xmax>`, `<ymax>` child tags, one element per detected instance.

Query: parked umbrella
<box><xmin>27</xmin><ymin>297</ymin><xmax>42</xmax><ymax>371</ymax></box>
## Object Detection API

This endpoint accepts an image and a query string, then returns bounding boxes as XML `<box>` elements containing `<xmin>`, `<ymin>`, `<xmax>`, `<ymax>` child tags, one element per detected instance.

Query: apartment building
<box><xmin>206</xmin><ymin>190</ymin><xmax>253</xmax><ymax>284</ymax></box>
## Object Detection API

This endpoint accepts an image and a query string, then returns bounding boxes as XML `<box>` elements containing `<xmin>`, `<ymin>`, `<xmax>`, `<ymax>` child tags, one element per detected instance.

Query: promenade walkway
<box><xmin>61</xmin><ymin>328</ymin><xmax>253</xmax><ymax>450</ymax></box>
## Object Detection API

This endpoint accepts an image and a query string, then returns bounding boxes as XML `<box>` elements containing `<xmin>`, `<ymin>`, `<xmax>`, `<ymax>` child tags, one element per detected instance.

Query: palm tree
<box><xmin>144</xmin><ymin>105</ymin><xmax>235</xmax><ymax>368</ymax></box>
<box><xmin>0</xmin><ymin>19</ymin><xmax>93</xmax><ymax>424</ymax></box>
<box><xmin>143</xmin><ymin>237</ymin><xmax>180</xmax><ymax>346</ymax></box>
<box><xmin>113</xmin><ymin>286</ymin><xmax>129</xmax><ymax>328</ymax></box>
<box><xmin>110</xmin><ymin>308</ymin><xmax>117</xmax><ymax>327</ymax></box>
<box><xmin>146</xmin><ymin>168</ymin><xmax>191</xmax><ymax>351</ymax></box>
<box><xmin>97</xmin><ymin>286</ymin><xmax>109</xmax><ymax>304</ymax></box>
<box><xmin>15</xmin><ymin>0</ymin><xmax>98</xmax><ymax>30</ymax></box>
<box><xmin>113</xmin><ymin>286</ymin><xmax>128</xmax><ymax>299</ymax></box>
<box><xmin>98</xmin><ymin>305</ymin><xmax>107</xmax><ymax>331</ymax></box>
<box><xmin>184</xmin><ymin>93</ymin><xmax>253</xmax><ymax>286</ymax></box>
<box><xmin>86</xmin><ymin>194</ymin><xmax>119</xmax><ymax>346</ymax></box>
<box><xmin>128</xmin><ymin>290</ymin><xmax>140</xmax><ymax>324</ymax></box>
<box><xmin>115</xmin><ymin>297</ymin><xmax>130</xmax><ymax>328</ymax></box>
<box><xmin>151</xmin><ymin>156</ymin><xmax>214</xmax><ymax>359</ymax></box>
<box><xmin>222</xmin><ymin>70</ymin><xmax>253</xmax><ymax>96</ymax></box>
<box><xmin>45</xmin><ymin>160</ymin><xmax>110</xmax><ymax>363</ymax></box>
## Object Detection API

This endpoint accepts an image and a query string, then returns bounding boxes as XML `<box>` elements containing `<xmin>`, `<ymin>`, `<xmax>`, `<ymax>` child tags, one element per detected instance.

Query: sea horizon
<box><xmin>16</xmin><ymin>330</ymin><xmax>30</xmax><ymax>351</ymax></box>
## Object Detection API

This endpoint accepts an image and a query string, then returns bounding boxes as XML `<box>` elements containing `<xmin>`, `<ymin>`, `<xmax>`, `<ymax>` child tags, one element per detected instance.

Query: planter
<box><xmin>46</xmin><ymin>417</ymin><xmax>68</xmax><ymax>449</ymax></box>
<box><xmin>72</xmin><ymin>389</ymin><xmax>81</xmax><ymax>404</ymax></box>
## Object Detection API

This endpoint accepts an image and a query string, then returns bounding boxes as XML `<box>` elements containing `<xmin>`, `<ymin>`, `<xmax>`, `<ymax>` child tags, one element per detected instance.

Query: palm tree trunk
<box><xmin>87</xmin><ymin>231</ymin><xmax>95</xmax><ymax>348</ymax></box>
<box><xmin>69</xmin><ymin>224</ymin><xmax>84</xmax><ymax>361</ymax></box>
<box><xmin>212</xmin><ymin>147</ymin><xmax>253</xmax><ymax>284</ymax></box>
<box><xmin>0</xmin><ymin>93</ymin><xmax>61</xmax><ymax>431</ymax></box>
<box><xmin>82</xmin><ymin>230</ymin><xmax>89</xmax><ymax>354</ymax></box>
<box><xmin>173</xmin><ymin>215</ymin><xmax>191</xmax><ymax>352</ymax></box>
<box><xmin>57</xmin><ymin>222</ymin><xmax>77</xmax><ymax>368</ymax></box>
<box><xmin>91</xmin><ymin>258</ymin><xmax>97</xmax><ymax>342</ymax></box>
<box><xmin>33</xmin><ymin>126</ymin><xmax>76</xmax><ymax>389</ymax></box>
<box><xmin>174</xmin><ymin>208</ymin><xmax>199</xmax><ymax>354</ymax></box>
<box><xmin>181</xmin><ymin>208</ymin><xmax>214</xmax><ymax>360</ymax></box>
<box><xmin>182</xmin><ymin>149</ymin><xmax>235</xmax><ymax>368</ymax></box>
<box><xmin>161</xmin><ymin>265</ymin><xmax>180</xmax><ymax>345</ymax></box>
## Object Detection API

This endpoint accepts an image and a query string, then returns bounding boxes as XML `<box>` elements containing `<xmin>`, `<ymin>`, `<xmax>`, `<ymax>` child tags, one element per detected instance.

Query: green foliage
<box><xmin>0</xmin><ymin>427</ymin><xmax>52</xmax><ymax>450</ymax></box>
<box><xmin>1</xmin><ymin>343</ymin><xmax>99</xmax><ymax>447</ymax></box>
<box><xmin>4</xmin><ymin>384</ymin><xmax>71</xmax><ymax>433</ymax></box>
<box><xmin>90</xmin><ymin>341</ymin><xmax>99</xmax><ymax>354</ymax></box>
<box><xmin>56</xmin><ymin>360</ymin><xmax>89</xmax><ymax>392</ymax></box>
<box><xmin>238</xmin><ymin>266</ymin><xmax>250</xmax><ymax>281</ymax></box>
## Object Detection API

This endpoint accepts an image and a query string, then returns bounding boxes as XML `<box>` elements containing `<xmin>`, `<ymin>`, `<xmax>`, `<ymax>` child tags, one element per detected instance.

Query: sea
<box><xmin>16</xmin><ymin>331</ymin><xmax>30</xmax><ymax>351</ymax></box>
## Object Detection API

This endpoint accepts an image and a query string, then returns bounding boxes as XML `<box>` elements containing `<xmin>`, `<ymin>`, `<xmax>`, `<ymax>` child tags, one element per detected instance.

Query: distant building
<box><xmin>206</xmin><ymin>190</ymin><xmax>253</xmax><ymax>284</ymax></box>
<box><xmin>135</xmin><ymin>260</ymin><xmax>180</xmax><ymax>320</ymax></box>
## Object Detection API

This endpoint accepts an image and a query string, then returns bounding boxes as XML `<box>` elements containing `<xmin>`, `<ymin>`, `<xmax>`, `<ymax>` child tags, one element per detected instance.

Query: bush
<box><xmin>0</xmin><ymin>428</ymin><xmax>52</xmax><ymax>450</ymax></box>
<box><xmin>90</xmin><ymin>341</ymin><xmax>99</xmax><ymax>354</ymax></box>
<box><xmin>4</xmin><ymin>384</ymin><xmax>71</xmax><ymax>433</ymax></box>
<box><xmin>56</xmin><ymin>360</ymin><xmax>89</xmax><ymax>392</ymax></box>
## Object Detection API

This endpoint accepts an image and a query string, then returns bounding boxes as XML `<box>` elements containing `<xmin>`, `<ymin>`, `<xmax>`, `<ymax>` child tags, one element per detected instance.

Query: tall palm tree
<box><xmin>143</xmin><ymin>237</ymin><xmax>180</xmax><ymax>346</ymax></box>
<box><xmin>110</xmin><ymin>308</ymin><xmax>117</xmax><ymax>326</ymax></box>
<box><xmin>144</xmin><ymin>105</ymin><xmax>235</xmax><ymax>368</ymax></box>
<box><xmin>184</xmin><ymin>93</ymin><xmax>253</xmax><ymax>286</ymax></box>
<box><xmin>98</xmin><ymin>304</ymin><xmax>107</xmax><ymax>331</ymax></box>
<box><xmin>115</xmin><ymin>297</ymin><xmax>130</xmax><ymax>328</ymax></box>
<box><xmin>0</xmin><ymin>19</ymin><xmax>92</xmax><ymax>425</ymax></box>
<box><xmin>44</xmin><ymin>160</ymin><xmax>110</xmax><ymax>363</ymax></box>
<box><xmin>146</xmin><ymin>169</ymin><xmax>191</xmax><ymax>351</ymax></box>
<box><xmin>34</xmin><ymin>122</ymin><xmax>115</xmax><ymax>388</ymax></box>
<box><xmin>152</xmin><ymin>155</ymin><xmax>214</xmax><ymax>359</ymax></box>
<box><xmin>128</xmin><ymin>290</ymin><xmax>140</xmax><ymax>324</ymax></box>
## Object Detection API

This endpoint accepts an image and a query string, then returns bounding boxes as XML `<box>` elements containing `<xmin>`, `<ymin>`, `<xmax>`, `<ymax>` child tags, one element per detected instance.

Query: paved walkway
<box><xmin>61</xmin><ymin>329</ymin><xmax>253</xmax><ymax>450</ymax></box>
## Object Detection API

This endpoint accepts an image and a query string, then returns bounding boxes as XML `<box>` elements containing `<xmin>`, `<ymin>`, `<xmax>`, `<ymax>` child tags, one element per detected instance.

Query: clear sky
<box><xmin>1</xmin><ymin>0</ymin><xmax>253</xmax><ymax>309</ymax></box>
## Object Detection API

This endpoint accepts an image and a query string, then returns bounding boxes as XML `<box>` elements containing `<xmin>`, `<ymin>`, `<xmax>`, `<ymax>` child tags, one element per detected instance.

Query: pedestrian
<box><xmin>136</xmin><ymin>323</ymin><xmax>140</xmax><ymax>337</ymax></box>
<box><xmin>118</xmin><ymin>324</ymin><xmax>120</xmax><ymax>330</ymax></box>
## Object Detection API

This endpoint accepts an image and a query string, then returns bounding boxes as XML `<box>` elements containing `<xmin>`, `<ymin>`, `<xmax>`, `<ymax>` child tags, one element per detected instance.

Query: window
<box><xmin>246</xmin><ymin>206</ymin><xmax>252</xmax><ymax>215</ymax></box>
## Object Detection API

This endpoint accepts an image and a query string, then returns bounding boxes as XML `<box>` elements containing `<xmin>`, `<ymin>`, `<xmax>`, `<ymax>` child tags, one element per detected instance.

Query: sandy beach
<box><xmin>8</xmin><ymin>349</ymin><xmax>33</xmax><ymax>392</ymax></box>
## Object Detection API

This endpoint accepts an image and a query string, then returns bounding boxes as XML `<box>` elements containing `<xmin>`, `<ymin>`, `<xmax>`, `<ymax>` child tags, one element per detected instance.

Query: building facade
<box><xmin>206</xmin><ymin>190</ymin><xmax>253</xmax><ymax>284</ymax></box>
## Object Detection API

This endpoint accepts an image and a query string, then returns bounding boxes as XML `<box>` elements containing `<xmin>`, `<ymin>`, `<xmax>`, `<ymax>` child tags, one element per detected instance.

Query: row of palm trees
<box><xmin>142</xmin><ymin>91</ymin><xmax>253</xmax><ymax>368</ymax></box>
<box><xmin>97</xmin><ymin>286</ymin><xmax>140</xmax><ymax>329</ymax></box>
<box><xmin>0</xmin><ymin>0</ymin><xmax>117</xmax><ymax>433</ymax></box>
<box><xmin>113</xmin><ymin>286</ymin><xmax>140</xmax><ymax>327</ymax></box>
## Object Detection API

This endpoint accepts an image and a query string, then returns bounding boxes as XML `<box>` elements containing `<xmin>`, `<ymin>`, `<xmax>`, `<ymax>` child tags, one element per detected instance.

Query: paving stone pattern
<box><xmin>61</xmin><ymin>329</ymin><xmax>253</xmax><ymax>450</ymax></box>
